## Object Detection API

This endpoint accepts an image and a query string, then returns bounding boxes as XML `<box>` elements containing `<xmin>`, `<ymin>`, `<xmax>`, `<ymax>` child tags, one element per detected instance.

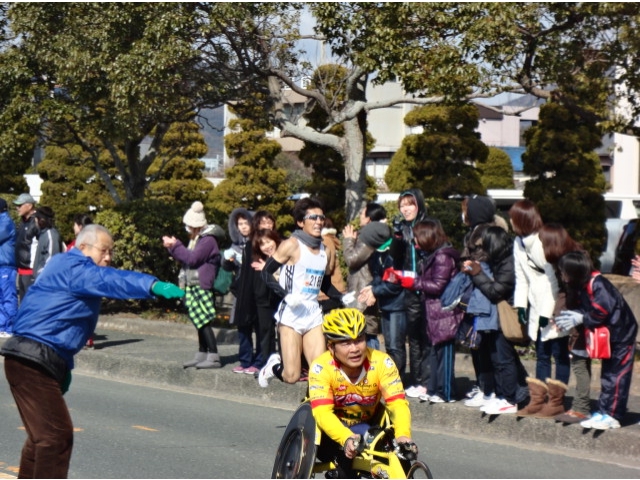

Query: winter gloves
<box><xmin>151</xmin><ymin>281</ymin><xmax>185</xmax><ymax>299</ymax></box>
<box><xmin>555</xmin><ymin>310</ymin><xmax>584</xmax><ymax>331</ymax></box>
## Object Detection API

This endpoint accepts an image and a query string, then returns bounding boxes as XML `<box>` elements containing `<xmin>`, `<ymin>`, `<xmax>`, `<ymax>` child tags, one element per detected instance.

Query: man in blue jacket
<box><xmin>0</xmin><ymin>197</ymin><xmax>17</xmax><ymax>337</ymax></box>
<box><xmin>1</xmin><ymin>224</ymin><xmax>184</xmax><ymax>478</ymax></box>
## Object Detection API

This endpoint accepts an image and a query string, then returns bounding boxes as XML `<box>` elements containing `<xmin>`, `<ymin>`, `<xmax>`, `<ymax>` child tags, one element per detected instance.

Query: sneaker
<box><xmin>465</xmin><ymin>385</ymin><xmax>481</xmax><ymax>399</ymax></box>
<box><xmin>428</xmin><ymin>395</ymin><xmax>445</xmax><ymax>403</ymax></box>
<box><xmin>0</xmin><ymin>331</ymin><xmax>10</xmax><ymax>338</ymax></box>
<box><xmin>555</xmin><ymin>410</ymin><xmax>590</xmax><ymax>424</ymax></box>
<box><xmin>258</xmin><ymin>353</ymin><xmax>281</xmax><ymax>388</ymax></box>
<box><xmin>405</xmin><ymin>386</ymin><xmax>427</xmax><ymax>398</ymax></box>
<box><xmin>479</xmin><ymin>396</ymin><xmax>500</xmax><ymax>412</ymax></box>
<box><xmin>465</xmin><ymin>391</ymin><xmax>494</xmax><ymax>408</ymax></box>
<box><xmin>244</xmin><ymin>366</ymin><xmax>259</xmax><ymax>375</ymax></box>
<box><xmin>232</xmin><ymin>366</ymin><xmax>246</xmax><ymax>374</ymax></box>
<box><xmin>588</xmin><ymin>413</ymin><xmax>621</xmax><ymax>430</ymax></box>
<box><xmin>580</xmin><ymin>412</ymin><xmax>603</xmax><ymax>429</ymax></box>
<box><xmin>483</xmin><ymin>398</ymin><xmax>517</xmax><ymax>415</ymax></box>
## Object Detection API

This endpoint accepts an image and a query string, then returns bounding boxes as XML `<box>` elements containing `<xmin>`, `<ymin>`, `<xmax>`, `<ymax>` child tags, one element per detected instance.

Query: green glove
<box><xmin>517</xmin><ymin>307</ymin><xmax>527</xmax><ymax>325</ymax></box>
<box><xmin>152</xmin><ymin>281</ymin><xmax>185</xmax><ymax>299</ymax></box>
<box><xmin>61</xmin><ymin>371</ymin><xmax>72</xmax><ymax>395</ymax></box>
<box><xmin>539</xmin><ymin>316</ymin><xmax>549</xmax><ymax>328</ymax></box>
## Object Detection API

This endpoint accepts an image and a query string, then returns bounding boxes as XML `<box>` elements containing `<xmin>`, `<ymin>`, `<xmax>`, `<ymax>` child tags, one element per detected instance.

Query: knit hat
<box><xmin>0</xmin><ymin>198</ymin><xmax>6</xmax><ymax>213</ymax></box>
<box><xmin>183</xmin><ymin>201</ymin><xmax>207</xmax><ymax>228</ymax></box>
<box><xmin>466</xmin><ymin>195</ymin><xmax>496</xmax><ymax>227</ymax></box>
<box><xmin>34</xmin><ymin>206</ymin><xmax>55</xmax><ymax>220</ymax></box>
<box><xmin>359</xmin><ymin>222</ymin><xmax>391</xmax><ymax>249</ymax></box>
<box><xmin>13</xmin><ymin>193</ymin><xmax>36</xmax><ymax>206</ymax></box>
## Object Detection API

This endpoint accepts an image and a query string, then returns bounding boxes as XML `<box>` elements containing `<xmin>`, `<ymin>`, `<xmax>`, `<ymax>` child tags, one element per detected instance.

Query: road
<box><xmin>0</xmin><ymin>372</ymin><xmax>638</xmax><ymax>478</ymax></box>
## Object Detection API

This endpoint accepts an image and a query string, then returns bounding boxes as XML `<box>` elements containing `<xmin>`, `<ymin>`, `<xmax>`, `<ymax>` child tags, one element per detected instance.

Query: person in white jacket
<box><xmin>509</xmin><ymin>200</ymin><xmax>570</xmax><ymax>419</ymax></box>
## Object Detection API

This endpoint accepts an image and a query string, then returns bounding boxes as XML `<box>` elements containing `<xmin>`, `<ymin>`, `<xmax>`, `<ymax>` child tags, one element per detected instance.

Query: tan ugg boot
<box><xmin>516</xmin><ymin>377</ymin><xmax>548</xmax><ymax>417</ymax></box>
<box><xmin>534</xmin><ymin>378</ymin><xmax>568</xmax><ymax>419</ymax></box>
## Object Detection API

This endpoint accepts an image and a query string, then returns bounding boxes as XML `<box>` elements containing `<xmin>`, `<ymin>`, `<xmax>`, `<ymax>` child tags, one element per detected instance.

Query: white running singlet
<box><xmin>276</xmin><ymin>239</ymin><xmax>327</xmax><ymax>334</ymax></box>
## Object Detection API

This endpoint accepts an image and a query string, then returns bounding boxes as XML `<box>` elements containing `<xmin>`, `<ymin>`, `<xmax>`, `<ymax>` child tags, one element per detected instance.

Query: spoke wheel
<box><xmin>271</xmin><ymin>402</ymin><xmax>317</xmax><ymax>479</ymax></box>
<box><xmin>407</xmin><ymin>460</ymin><xmax>434</xmax><ymax>479</ymax></box>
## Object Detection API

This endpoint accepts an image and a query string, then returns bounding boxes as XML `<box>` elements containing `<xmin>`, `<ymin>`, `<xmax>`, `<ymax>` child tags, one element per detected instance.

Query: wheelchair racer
<box><xmin>309</xmin><ymin>308</ymin><xmax>417</xmax><ymax>475</ymax></box>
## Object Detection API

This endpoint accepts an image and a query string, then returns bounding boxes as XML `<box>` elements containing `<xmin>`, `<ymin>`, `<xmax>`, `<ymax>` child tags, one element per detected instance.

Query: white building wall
<box><xmin>610</xmin><ymin>132</ymin><xmax>640</xmax><ymax>195</ymax></box>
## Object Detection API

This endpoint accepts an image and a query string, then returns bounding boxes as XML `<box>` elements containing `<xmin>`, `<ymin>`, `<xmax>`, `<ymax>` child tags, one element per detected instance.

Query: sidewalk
<box><xmin>4</xmin><ymin>314</ymin><xmax>640</xmax><ymax>465</ymax></box>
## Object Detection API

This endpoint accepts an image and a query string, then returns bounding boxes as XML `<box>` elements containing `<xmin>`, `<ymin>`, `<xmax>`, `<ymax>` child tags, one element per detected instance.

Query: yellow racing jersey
<box><xmin>309</xmin><ymin>348</ymin><xmax>411</xmax><ymax>446</ymax></box>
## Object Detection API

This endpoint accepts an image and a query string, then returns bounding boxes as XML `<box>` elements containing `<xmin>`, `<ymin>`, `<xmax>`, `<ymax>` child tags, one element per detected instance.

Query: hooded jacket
<box><xmin>390</xmin><ymin>188</ymin><xmax>428</xmax><ymax>273</ymax></box>
<box><xmin>169</xmin><ymin>224</ymin><xmax>221</xmax><ymax>291</ymax></box>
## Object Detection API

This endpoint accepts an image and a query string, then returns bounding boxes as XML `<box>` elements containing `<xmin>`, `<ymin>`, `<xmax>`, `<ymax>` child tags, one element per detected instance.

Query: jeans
<box><xmin>535</xmin><ymin>334</ymin><xmax>570</xmax><ymax>384</ymax></box>
<box><xmin>405</xmin><ymin>293</ymin><xmax>430</xmax><ymax>388</ymax></box>
<box><xmin>366</xmin><ymin>334</ymin><xmax>380</xmax><ymax>350</ymax></box>
<box><xmin>380</xmin><ymin>310</ymin><xmax>407</xmax><ymax>380</ymax></box>
<box><xmin>5</xmin><ymin>357</ymin><xmax>73</xmax><ymax>478</ymax></box>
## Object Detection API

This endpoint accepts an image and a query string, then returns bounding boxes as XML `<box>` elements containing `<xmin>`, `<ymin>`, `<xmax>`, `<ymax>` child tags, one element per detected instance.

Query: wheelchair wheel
<box><xmin>407</xmin><ymin>460</ymin><xmax>434</xmax><ymax>479</ymax></box>
<box><xmin>272</xmin><ymin>402</ymin><xmax>317</xmax><ymax>479</ymax></box>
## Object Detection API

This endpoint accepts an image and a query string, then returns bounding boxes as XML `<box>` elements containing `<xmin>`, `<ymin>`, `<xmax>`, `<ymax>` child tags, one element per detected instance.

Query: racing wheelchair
<box><xmin>271</xmin><ymin>401</ymin><xmax>433</xmax><ymax>479</ymax></box>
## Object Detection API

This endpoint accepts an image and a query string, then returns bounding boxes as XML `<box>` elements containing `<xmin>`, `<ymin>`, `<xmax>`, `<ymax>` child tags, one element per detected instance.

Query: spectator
<box><xmin>318</xmin><ymin>217</ymin><xmax>347</xmax><ymax>313</ymax></box>
<box><xmin>361</xmin><ymin>227</ymin><xmax>406</xmax><ymax>375</ymax></box>
<box><xmin>32</xmin><ymin>206</ymin><xmax>65</xmax><ymax>280</ymax></box>
<box><xmin>231</xmin><ymin>210</ymin><xmax>278</xmax><ymax>375</ymax></box>
<box><xmin>539</xmin><ymin>224</ymin><xmax>590</xmax><ymax>423</ymax></box>
<box><xmin>393</xmin><ymin>219</ymin><xmax>463</xmax><ymax>403</ymax></box>
<box><xmin>66</xmin><ymin>213</ymin><xmax>93</xmax><ymax>251</ymax></box>
<box><xmin>250</xmin><ymin>228</ymin><xmax>283</xmax><ymax>374</ymax></box>
<box><xmin>1</xmin><ymin>224</ymin><xmax>184</xmax><ymax>478</ymax></box>
<box><xmin>508</xmin><ymin>200</ymin><xmax>570</xmax><ymax>418</ymax></box>
<box><xmin>390</xmin><ymin>188</ymin><xmax>430</xmax><ymax>399</ymax></box>
<box><xmin>225</xmin><ymin>208</ymin><xmax>260</xmax><ymax>374</ymax></box>
<box><xmin>557</xmin><ymin>250</ymin><xmax>638</xmax><ymax>430</ymax></box>
<box><xmin>342</xmin><ymin>202</ymin><xmax>390</xmax><ymax>349</ymax></box>
<box><xmin>163</xmin><ymin>201</ymin><xmax>222</xmax><ymax>369</ymax></box>
<box><xmin>13</xmin><ymin>193</ymin><xmax>38</xmax><ymax>301</ymax></box>
<box><xmin>258</xmin><ymin>197</ymin><xmax>349</xmax><ymax>387</ymax></box>
<box><xmin>0</xmin><ymin>198</ymin><xmax>17</xmax><ymax>338</ymax></box>
<box><xmin>465</xmin><ymin>226</ymin><xmax>529</xmax><ymax>414</ymax></box>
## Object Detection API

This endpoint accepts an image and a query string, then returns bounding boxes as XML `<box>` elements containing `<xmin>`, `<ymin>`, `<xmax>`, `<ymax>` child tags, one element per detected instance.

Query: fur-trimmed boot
<box><xmin>183</xmin><ymin>352</ymin><xmax>207</xmax><ymax>369</ymax></box>
<box><xmin>195</xmin><ymin>353</ymin><xmax>222</xmax><ymax>369</ymax></box>
<box><xmin>534</xmin><ymin>378</ymin><xmax>568</xmax><ymax>419</ymax></box>
<box><xmin>516</xmin><ymin>377</ymin><xmax>548</xmax><ymax>417</ymax></box>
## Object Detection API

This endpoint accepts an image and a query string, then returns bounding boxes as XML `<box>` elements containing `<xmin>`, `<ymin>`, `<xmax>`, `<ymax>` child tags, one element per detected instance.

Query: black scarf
<box><xmin>292</xmin><ymin>230</ymin><xmax>322</xmax><ymax>249</ymax></box>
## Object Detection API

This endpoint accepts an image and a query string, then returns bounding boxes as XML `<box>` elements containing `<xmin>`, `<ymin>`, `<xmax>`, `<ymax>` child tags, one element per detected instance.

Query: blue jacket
<box><xmin>0</xmin><ymin>211</ymin><xmax>16</xmax><ymax>268</ymax></box>
<box><xmin>467</xmin><ymin>262</ymin><xmax>499</xmax><ymax>331</ymax></box>
<box><xmin>8</xmin><ymin>248</ymin><xmax>157</xmax><ymax>369</ymax></box>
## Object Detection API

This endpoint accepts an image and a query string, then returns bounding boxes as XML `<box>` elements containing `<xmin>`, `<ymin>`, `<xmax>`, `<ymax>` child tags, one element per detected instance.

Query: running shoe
<box><xmin>405</xmin><ymin>386</ymin><xmax>427</xmax><ymax>398</ymax></box>
<box><xmin>483</xmin><ymin>398</ymin><xmax>517</xmax><ymax>415</ymax></box>
<box><xmin>588</xmin><ymin>413</ymin><xmax>620</xmax><ymax>430</ymax></box>
<box><xmin>258</xmin><ymin>353</ymin><xmax>281</xmax><ymax>388</ymax></box>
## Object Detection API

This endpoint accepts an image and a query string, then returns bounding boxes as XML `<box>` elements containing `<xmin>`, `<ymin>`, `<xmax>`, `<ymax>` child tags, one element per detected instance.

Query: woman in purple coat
<box><xmin>392</xmin><ymin>219</ymin><xmax>463</xmax><ymax>403</ymax></box>
<box><xmin>163</xmin><ymin>201</ymin><xmax>223</xmax><ymax>369</ymax></box>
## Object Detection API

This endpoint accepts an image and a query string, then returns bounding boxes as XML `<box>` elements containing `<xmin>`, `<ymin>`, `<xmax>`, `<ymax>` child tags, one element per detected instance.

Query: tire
<box><xmin>271</xmin><ymin>402</ymin><xmax>317</xmax><ymax>479</ymax></box>
<box><xmin>407</xmin><ymin>460</ymin><xmax>434</xmax><ymax>479</ymax></box>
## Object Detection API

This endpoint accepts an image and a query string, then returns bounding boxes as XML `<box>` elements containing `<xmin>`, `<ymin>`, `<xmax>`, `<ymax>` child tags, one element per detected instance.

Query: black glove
<box><xmin>539</xmin><ymin>316</ymin><xmax>549</xmax><ymax>328</ymax></box>
<box><xmin>517</xmin><ymin>307</ymin><xmax>527</xmax><ymax>326</ymax></box>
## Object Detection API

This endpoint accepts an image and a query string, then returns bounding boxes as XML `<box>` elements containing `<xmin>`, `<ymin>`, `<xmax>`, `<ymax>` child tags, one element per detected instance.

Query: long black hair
<box><xmin>481</xmin><ymin>226</ymin><xmax>512</xmax><ymax>265</ymax></box>
<box><xmin>557</xmin><ymin>250</ymin><xmax>594</xmax><ymax>309</ymax></box>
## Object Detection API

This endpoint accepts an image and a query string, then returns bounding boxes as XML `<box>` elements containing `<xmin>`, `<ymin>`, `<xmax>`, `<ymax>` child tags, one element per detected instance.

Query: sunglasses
<box><xmin>304</xmin><ymin>214</ymin><xmax>326</xmax><ymax>222</ymax></box>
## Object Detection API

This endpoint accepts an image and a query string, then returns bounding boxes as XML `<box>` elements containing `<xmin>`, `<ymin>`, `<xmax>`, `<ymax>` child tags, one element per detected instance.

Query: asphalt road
<box><xmin>0</xmin><ymin>373</ymin><xmax>638</xmax><ymax>479</ymax></box>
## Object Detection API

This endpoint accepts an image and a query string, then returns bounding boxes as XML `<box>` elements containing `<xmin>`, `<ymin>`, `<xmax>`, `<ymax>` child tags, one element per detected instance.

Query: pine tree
<box><xmin>211</xmin><ymin>118</ymin><xmax>292</xmax><ymax>231</ymax></box>
<box><xmin>385</xmin><ymin>104</ymin><xmax>488</xmax><ymax>198</ymax></box>
<box><xmin>522</xmin><ymin>101</ymin><xmax>607</xmax><ymax>262</ymax></box>
<box><xmin>480</xmin><ymin>147</ymin><xmax>515</xmax><ymax>190</ymax></box>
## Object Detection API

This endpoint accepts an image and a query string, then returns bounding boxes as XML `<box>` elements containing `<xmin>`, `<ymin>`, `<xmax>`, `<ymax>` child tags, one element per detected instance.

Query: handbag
<box><xmin>497</xmin><ymin>300</ymin><xmax>528</xmax><ymax>343</ymax></box>
<box><xmin>584</xmin><ymin>272</ymin><xmax>611</xmax><ymax>359</ymax></box>
<box><xmin>213</xmin><ymin>266</ymin><xmax>234</xmax><ymax>295</ymax></box>
<box><xmin>585</xmin><ymin>326</ymin><xmax>611</xmax><ymax>359</ymax></box>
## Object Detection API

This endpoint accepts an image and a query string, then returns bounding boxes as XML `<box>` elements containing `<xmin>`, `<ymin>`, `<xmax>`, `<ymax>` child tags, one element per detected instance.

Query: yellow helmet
<box><xmin>322</xmin><ymin>308</ymin><xmax>366</xmax><ymax>342</ymax></box>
